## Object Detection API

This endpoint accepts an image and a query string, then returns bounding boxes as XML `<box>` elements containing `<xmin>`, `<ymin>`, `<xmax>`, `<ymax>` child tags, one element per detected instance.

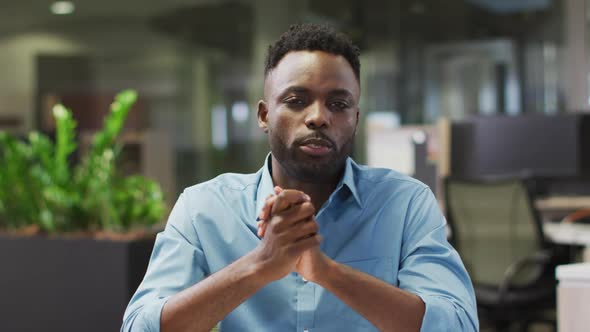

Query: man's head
<box><xmin>264</xmin><ymin>24</ymin><xmax>361</xmax><ymax>82</ymax></box>
<box><xmin>258</xmin><ymin>24</ymin><xmax>361</xmax><ymax>183</ymax></box>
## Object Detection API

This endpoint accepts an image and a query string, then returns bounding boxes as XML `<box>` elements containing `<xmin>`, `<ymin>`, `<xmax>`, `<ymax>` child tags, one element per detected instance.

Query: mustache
<box><xmin>293</xmin><ymin>132</ymin><xmax>335</xmax><ymax>148</ymax></box>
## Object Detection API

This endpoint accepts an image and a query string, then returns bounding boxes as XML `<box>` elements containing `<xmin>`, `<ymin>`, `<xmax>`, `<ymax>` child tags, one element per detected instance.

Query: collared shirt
<box><xmin>122</xmin><ymin>156</ymin><xmax>478</xmax><ymax>332</ymax></box>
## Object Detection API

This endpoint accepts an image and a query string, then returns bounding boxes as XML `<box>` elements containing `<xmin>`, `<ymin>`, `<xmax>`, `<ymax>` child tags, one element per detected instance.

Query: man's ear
<box><xmin>257</xmin><ymin>100</ymin><xmax>269</xmax><ymax>133</ymax></box>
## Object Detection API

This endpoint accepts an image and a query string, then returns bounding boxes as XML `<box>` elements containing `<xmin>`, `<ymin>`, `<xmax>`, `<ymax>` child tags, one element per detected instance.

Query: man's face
<box><xmin>258</xmin><ymin>50</ymin><xmax>360</xmax><ymax>183</ymax></box>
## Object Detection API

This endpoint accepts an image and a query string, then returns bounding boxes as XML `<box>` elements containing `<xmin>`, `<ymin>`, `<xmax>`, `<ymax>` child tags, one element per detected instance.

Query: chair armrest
<box><xmin>497</xmin><ymin>249</ymin><xmax>553</xmax><ymax>303</ymax></box>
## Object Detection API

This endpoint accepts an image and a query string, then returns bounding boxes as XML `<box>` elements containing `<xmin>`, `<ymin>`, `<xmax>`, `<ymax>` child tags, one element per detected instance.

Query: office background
<box><xmin>1</xmin><ymin>0</ymin><xmax>590</xmax><ymax>331</ymax></box>
<box><xmin>2</xmin><ymin>0</ymin><xmax>589</xmax><ymax>195</ymax></box>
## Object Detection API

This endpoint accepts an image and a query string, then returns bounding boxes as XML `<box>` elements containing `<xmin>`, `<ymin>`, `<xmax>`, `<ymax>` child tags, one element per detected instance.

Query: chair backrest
<box><xmin>444</xmin><ymin>178</ymin><xmax>545</xmax><ymax>286</ymax></box>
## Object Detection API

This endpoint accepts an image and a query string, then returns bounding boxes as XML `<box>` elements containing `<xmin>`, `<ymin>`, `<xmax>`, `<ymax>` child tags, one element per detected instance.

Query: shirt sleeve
<box><xmin>397</xmin><ymin>187</ymin><xmax>479</xmax><ymax>332</ymax></box>
<box><xmin>121</xmin><ymin>192</ymin><xmax>209</xmax><ymax>332</ymax></box>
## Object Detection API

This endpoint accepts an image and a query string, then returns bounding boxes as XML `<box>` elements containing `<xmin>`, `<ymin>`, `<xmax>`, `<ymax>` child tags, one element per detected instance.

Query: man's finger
<box><xmin>257</xmin><ymin>225</ymin><xmax>265</xmax><ymax>238</ymax></box>
<box><xmin>270</xmin><ymin>201</ymin><xmax>316</xmax><ymax>234</ymax></box>
<box><xmin>259</xmin><ymin>188</ymin><xmax>305</xmax><ymax>222</ymax></box>
<box><xmin>272</xmin><ymin>190</ymin><xmax>310</xmax><ymax>215</ymax></box>
<box><xmin>259</xmin><ymin>187</ymin><xmax>284</xmax><ymax>223</ymax></box>
<box><xmin>259</xmin><ymin>195</ymin><xmax>277</xmax><ymax>221</ymax></box>
<box><xmin>258</xmin><ymin>187</ymin><xmax>310</xmax><ymax>239</ymax></box>
<box><xmin>258</xmin><ymin>221</ymin><xmax>267</xmax><ymax>238</ymax></box>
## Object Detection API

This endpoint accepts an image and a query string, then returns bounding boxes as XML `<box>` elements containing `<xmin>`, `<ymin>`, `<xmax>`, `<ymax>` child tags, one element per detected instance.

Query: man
<box><xmin>122</xmin><ymin>24</ymin><xmax>478</xmax><ymax>332</ymax></box>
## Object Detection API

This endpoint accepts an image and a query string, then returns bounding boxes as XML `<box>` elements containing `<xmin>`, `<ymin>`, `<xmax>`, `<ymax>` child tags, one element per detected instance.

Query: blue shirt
<box><xmin>122</xmin><ymin>156</ymin><xmax>478</xmax><ymax>332</ymax></box>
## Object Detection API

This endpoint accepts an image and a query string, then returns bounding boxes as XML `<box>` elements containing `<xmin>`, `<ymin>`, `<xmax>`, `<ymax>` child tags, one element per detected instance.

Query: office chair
<box><xmin>444</xmin><ymin>177</ymin><xmax>569</xmax><ymax>332</ymax></box>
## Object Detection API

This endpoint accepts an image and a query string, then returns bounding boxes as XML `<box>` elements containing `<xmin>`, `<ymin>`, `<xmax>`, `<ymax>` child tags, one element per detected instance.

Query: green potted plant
<box><xmin>0</xmin><ymin>90</ymin><xmax>166</xmax><ymax>332</ymax></box>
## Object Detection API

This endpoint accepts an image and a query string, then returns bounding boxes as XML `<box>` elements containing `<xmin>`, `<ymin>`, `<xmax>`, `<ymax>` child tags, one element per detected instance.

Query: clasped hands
<box><xmin>253</xmin><ymin>186</ymin><xmax>331</xmax><ymax>283</ymax></box>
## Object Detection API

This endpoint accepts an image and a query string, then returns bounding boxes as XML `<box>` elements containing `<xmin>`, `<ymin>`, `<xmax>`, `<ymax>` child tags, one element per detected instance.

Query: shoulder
<box><xmin>181</xmin><ymin>171</ymin><xmax>261</xmax><ymax>207</ymax></box>
<box><xmin>353</xmin><ymin>162</ymin><xmax>430</xmax><ymax>198</ymax></box>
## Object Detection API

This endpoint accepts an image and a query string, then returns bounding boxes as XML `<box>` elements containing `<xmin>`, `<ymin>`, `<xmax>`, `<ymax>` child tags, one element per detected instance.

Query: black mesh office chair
<box><xmin>444</xmin><ymin>177</ymin><xmax>569</xmax><ymax>331</ymax></box>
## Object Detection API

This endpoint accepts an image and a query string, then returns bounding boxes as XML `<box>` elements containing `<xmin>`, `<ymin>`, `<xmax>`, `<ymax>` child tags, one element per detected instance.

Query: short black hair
<box><xmin>264</xmin><ymin>23</ymin><xmax>361</xmax><ymax>81</ymax></box>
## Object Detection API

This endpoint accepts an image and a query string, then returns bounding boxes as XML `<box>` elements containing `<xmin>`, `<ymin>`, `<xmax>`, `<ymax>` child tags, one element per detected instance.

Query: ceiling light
<box><xmin>51</xmin><ymin>1</ymin><xmax>75</xmax><ymax>15</ymax></box>
<box><xmin>412</xmin><ymin>131</ymin><xmax>427</xmax><ymax>145</ymax></box>
<box><xmin>409</xmin><ymin>2</ymin><xmax>426</xmax><ymax>15</ymax></box>
<box><xmin>231</xmin><ymin>102</ymin><xmax>249</xmax><ymax>123</ymax></box>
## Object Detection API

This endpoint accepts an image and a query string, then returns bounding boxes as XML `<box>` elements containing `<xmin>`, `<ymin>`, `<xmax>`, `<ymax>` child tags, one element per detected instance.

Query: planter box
<box><xmin>0</xmin><ymin>234</ymin><xmax>155</xmax><ymax>332</ymax></box>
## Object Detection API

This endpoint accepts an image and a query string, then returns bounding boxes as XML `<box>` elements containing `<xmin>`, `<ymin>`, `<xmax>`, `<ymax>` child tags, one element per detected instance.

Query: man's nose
<box><xmin>304</xmin><ymin>102</ymin><xmax>330</xmax><ymax>129</ymax></box>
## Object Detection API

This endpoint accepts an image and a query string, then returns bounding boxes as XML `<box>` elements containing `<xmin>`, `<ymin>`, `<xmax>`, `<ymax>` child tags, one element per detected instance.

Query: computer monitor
<box><xmin>451</xmin><ymin>114</ymin><xmax>590</xmax><ymax>179</ymax></box>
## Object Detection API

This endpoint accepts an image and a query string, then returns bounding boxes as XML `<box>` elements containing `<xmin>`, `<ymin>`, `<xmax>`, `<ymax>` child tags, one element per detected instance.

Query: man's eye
<box><xmin>329</xmin><ymin>101</ymin><xmax>349</xmax><ymax>110</ymax></box>
<box><xmin>285</xmin><ymin>98</ymin><xmax>305</xmax><ymax>107</ymax></box>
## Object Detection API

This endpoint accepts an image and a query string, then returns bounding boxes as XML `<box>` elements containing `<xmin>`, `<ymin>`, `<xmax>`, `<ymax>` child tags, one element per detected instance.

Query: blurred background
<box><xmin>0</xmin><ymin>0</ymin><xmax>586</xmax><ymax>195</ymax></box>
<box><xmin>1</xmin><ymin>0</ymin><xmax>590</xmax><ymax>331</ymax></box>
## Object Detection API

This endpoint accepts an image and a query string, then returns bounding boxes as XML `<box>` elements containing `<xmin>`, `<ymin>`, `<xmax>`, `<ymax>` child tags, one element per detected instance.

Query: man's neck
<box><xmin>270</xmin><ymin>157</ymin><xmax>341</xmax><ymax>211</ymax></box>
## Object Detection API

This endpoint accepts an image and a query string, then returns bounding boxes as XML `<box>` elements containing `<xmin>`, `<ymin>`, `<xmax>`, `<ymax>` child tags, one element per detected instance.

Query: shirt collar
<box><xmin>339</xmin><ymin>157</ymin><xmax>362</xmax><ymax>207</ymax></box>
<box><xmin>255</xmin><ymin>154</ymin><xmax>362</xmax><ymax>216</ymax></box>
<box><xmin>255</xmin><ymin>154</ymin><xmax>276</xmax><ymax>217</ymax></box>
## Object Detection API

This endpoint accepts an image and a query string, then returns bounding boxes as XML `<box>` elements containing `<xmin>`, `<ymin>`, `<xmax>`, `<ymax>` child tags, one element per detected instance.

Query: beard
<box><xmin>269</xmin><ymin>130</ymin><xmax>355</xmax><ymax>183</ymax></box>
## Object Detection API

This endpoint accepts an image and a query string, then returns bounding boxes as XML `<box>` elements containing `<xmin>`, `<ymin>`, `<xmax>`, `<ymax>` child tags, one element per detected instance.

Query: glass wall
<box><xmin>0</xmin><ymin>0</ymin><xmax>585</xmax><ymax>201</ymax></box>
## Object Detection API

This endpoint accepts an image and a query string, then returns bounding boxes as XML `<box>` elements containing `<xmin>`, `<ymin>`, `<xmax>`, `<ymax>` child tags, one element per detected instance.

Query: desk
<box><xmin>536</xmin><ymin>196</ymin><xmax>590</xmax><ymax>210</ymax></box>
<box><xmin>536</xmin><ymin>195</ymin><xmax>590</xmax><ymax>218</ymax></box>
<box><xmin>543</xmin><ymin>222</ymin><xmax>590</xmax><ymax>261</ymax></box>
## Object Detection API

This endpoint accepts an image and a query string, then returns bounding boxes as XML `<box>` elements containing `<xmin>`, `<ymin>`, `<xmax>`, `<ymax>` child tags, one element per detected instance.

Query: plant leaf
<box><xmin>90</xmin><ymin>90</ymin><xmax>137</xmax><ymax>158</ymax></box>
<box><xmin>52</xmin><ymin>104</ymin><xmax>77</xmax><ymax>184</ymax></box>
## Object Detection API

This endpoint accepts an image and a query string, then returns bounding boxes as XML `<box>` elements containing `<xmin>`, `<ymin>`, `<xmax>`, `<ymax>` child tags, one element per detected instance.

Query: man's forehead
<box><xmin>264</xmin><ymin>50</ymin><xmax>359</xmax><ymax>98</ymax></box>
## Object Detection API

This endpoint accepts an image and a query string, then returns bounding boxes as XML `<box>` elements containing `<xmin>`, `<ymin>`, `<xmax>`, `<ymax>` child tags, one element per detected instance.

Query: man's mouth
<box><xmin>298</xmin><ymin>138</ymin><xmax>333</xmax><ymax>157</ymax></box>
